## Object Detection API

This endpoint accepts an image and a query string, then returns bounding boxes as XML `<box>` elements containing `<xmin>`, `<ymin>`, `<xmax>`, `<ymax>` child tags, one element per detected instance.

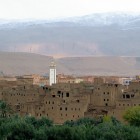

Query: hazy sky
<box><xmin>0</xmin><ymin>0</ymin><xmax>140</xmax><ymax>19</ymax></box>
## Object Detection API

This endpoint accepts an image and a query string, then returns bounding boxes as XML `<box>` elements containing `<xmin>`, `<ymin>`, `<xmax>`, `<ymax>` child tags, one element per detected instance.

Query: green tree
<box><xmin>123</xmin><ymin>106</ymin><xmax>140</xmax><ymax>126</ymax></box>
<box><xmin>7</xmin><ymin>119</ymin><xmax>35</xmax><ymax>140</ymax></box>
<box><xmin>64</xmin><ymin>117</ymin><xmax>102</xmax><ymax>127</ymax></box>
<box><xmin>0</xmin><ymin>100</ymin><xmax>13</xmax><ymax>118</ymax></box>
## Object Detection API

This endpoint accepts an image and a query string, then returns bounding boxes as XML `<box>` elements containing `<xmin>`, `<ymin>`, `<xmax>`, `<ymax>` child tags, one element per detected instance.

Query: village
<box><xmin>0</xmin><ymin>62</ymin><xmax>140</xmax><ymax>124</ymax></box>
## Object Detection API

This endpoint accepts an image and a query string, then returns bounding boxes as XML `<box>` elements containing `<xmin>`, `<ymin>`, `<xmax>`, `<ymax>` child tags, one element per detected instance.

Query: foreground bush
<box><xmin>0</xmin><ymin>116</ymin><xmax>140</xmax><ymax>140</ymax></box>
<box><xmin>123</xmin><ymin>106</ymin><xmax>140</xmax><ymax>127</ymax></box>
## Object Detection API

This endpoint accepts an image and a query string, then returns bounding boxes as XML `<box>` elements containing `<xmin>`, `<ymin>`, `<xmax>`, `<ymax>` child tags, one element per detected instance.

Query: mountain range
<box><xmin>0</xmin><ymin>12</ymin><xmax>140</xmax><ymax>57</ymax></box>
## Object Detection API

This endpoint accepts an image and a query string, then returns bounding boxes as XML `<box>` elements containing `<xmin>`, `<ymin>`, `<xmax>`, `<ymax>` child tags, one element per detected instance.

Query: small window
<box><xmin>66</xmin><ymin>92</ymin><xmax>69</xmax><ymax>97</ymax></box>
<box><xmin>105</xmin><ymin>103</ymin><xmax>108</xmax><ymax>106</ymax></box>
<box><xmin>65</xmin><ymin>107</ymin><xmax>67</xmax><ymax>111</ymax></box>
<box><xmin>57</xmin><ymin>91</ymin><xmax>61</xmax><ymax>94</ymax></box>
<box><xmin>104</xmin><ymin>99</ymin><xmax>105</xmax><ymax>101</ymax></box>
<box><xmin>52</xmin><ymin>101</ymin><xmax>54</xmax><ymax>104</ymax></box>
<box><xmin>60</xmin><ymin>107</ymin><xmax>62</xmax><ymax>110</ymax></box>
<box><xmin>77</xmin><ymin>100</ymin><xmax>80</xmax><ymax>103</ymax></box>
<box><xmin>126</xmin><ymin>94</ymin><xmax>130</xmax><ymax>99</ymax></box>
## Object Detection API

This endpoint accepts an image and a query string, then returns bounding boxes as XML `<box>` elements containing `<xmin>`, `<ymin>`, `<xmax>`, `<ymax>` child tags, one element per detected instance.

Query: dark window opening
<box><xmin>66</xmin><ymin>92</ymin><xmax>69</xmax><ymax>97</ymax></box>
<box><xmin>126</xmin><ymin>94</ymin><xmax>130</xmax><ymax>98</ymax></box>
<box><xmin>52</xmin><ymin>95</ymin><xmax>55</xmax><ymax>98</ymax></box>
<box><xmin>123</xmin><ymin>94</ymin><xmax>125</xmax><ymax>98</ymax></box>
<box><xmin>115</xmin><ymin>84</ymin><xmax>118</xmax><ymax>87</ymax></box>
<box><xmin>105</xmin><ymin>103</ymin><xmax>108</xmax><ymax>106</ymax></box>
<box><xmin>65</xmin><ymin>107</ymin><xmax>67</xmax><ymax>111</ymax></box>
<box><xmin>57</xmin><ymin>91</ymin><xmax>61</xmax><ymax>94</ymax></box>
<box><xmin>60</xmin><ymin>107</ymin><xmax>62</xmax><ymax>110</ymax></box>
<box><xmin>77</xmin><ymin>100</ymin><xmax>80</xmax><ymax>103</ymax></box>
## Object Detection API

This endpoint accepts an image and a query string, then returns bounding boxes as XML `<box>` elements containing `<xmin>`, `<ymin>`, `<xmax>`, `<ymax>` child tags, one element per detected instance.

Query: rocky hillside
<box><xmin>0</xmin><ymin>52</ymin><xmax>140</xmax><ymax>76</ymax></box>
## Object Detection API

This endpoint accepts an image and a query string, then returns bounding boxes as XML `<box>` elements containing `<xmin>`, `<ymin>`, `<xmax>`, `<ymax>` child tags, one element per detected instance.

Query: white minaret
<box><xmin>49</xmin><ymin>61</ymin><xmax>56</xmax><ymax>86</ymax></box>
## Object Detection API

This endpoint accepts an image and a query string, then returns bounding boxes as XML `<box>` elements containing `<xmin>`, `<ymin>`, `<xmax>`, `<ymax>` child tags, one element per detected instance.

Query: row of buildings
<box><xmin>0</xmin><ymin>72</ymin><xmax>140</xmax><ymax>124</ymax></box>
<box><xmin>0</xmin><ymin>62</ymin><xmax>140</xmax><ymax>124</ymax></box>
